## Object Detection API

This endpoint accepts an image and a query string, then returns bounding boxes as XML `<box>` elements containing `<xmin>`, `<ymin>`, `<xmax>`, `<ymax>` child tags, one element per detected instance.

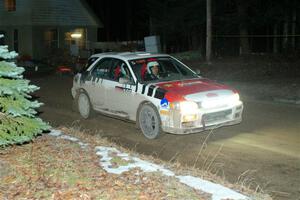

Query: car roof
<box><xmin>90</xmin><ymin>52</ymin><xmax>170</xmax><ymax>61</ymax></box>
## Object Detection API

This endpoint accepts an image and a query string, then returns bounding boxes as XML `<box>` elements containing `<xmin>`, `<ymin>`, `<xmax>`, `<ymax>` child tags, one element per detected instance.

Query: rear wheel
<box><xmin>138</xmin><ymin>104</ymin><xmax>161</xmax><ymax>139</ymax></box>
<box><xmin>77</xmin><ymin>92</ymin><xmax>93</xmax><ymax>119</ymax></box>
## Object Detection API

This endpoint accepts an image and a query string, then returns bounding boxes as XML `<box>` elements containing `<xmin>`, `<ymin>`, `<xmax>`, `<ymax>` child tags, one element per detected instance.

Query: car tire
<box><xmin>77</xmin><ymin>91</ymin><xmax>94</xmax><ymax>119</ymax></box>
<box><xmin>138</xmin><ymin>103</ymin><xmax>161</xmax><ymax>139</ymax></box>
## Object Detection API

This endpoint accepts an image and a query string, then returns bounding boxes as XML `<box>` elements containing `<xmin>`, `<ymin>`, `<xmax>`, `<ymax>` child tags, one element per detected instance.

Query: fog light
<box><xmin>182</xmin><ymin>114</ymin><xmax>198</xmax><ymax>122</ymax></box>
<box><xmin>182</xmin><ymin>121</ymin><xmax>195</xmax><ymax>127</ymax></box>
<box><xmin>160</xmin><ymin>110</ymin><xmax>169</xmax><ymax>115</ymax></box>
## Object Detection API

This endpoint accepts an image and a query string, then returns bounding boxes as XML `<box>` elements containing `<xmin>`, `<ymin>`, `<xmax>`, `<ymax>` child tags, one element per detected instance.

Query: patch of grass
<box><xmin>0</xmin><ymin>160</ymin><xmax>11</xmax><ymax>178</ymax></box>
<box><xmin>0</xmin><ymin>136</ymin><xmax>108</xmax><ymax>199</ymax></box>
<box><xmin>0</xmin><ymin>130</ymin><xmax>211</xmax><ymax>199</ymax></box>
<box><xmin>110</xmin><ymin>156</ymin><xmax>133</xmax><ymax>168</ymax></box>
<box><xmin>0</xmin><ymin>126</ymin><xmax>272</xmax><ymax>199</ymax></box>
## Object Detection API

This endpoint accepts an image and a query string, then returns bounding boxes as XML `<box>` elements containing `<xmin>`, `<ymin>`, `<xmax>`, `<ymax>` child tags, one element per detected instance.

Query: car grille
<box><xmin>202</xmin><ymin>109</ymin><xmax>232</xmax><ymax>124</ymax></box>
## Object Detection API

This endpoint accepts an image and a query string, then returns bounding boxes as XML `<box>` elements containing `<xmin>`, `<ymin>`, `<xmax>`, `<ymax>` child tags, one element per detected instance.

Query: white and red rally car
<box><xmin>71</xmin><ymin>52</ymin><xmax>243</xmax><ymax>139</ymax></box>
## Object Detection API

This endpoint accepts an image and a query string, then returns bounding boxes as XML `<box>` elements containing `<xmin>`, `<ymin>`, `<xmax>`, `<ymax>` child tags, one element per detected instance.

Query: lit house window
<box><xmin>65</xmin><ymin>28</ymin><xmax>86</xmax><ymax>49</ymax></box>
<box><xmin>4</xmin><ymin>0</ymin><xmax>16</xmax><ymax>12</ymax></box>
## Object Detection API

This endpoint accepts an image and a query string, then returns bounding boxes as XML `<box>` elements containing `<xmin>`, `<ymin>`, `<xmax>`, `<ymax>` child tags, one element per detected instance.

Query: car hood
<box><xmin>155</xmin><ymin>78</ymin><xmax>236</xmax><ymax>102</ymax></box>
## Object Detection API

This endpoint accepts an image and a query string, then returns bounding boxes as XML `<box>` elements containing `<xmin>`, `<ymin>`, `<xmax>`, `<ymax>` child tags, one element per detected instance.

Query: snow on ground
<box><xmin>49</xmin><ymin>129</ymin><xmax>249</xmax><ymax>200</ymax></box>
<box><xmin>95</xmin><ymin>146</ymin><xmax>175</xmax><ymax>176</ymax></box>
<box><xmin>49</xmin><ymin>129</ymin><xmax>88</xmax><ymax>149</ymax></box>
<box><xmin>96</xmin><ymin>146</ymin><xmax>248</xmax><ymax>200</ymax></box>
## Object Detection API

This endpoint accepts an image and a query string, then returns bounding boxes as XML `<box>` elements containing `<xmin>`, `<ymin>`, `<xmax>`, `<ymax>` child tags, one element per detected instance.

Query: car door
<box><xmin>101</xmin><ymin>59</ymin><xmax>138</xmax><ymax>118</ymax></box>
<box><xmin>88</xmin><ymin>58</ymin><xmax>113</xmax><ymax>109</ymax></box>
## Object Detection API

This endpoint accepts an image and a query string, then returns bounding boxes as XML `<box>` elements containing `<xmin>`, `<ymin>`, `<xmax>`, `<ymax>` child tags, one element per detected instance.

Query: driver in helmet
<box><xmin>144</xmin><ymin>61</ymin><xmax>160</xmax><ymax>81</ymax></box>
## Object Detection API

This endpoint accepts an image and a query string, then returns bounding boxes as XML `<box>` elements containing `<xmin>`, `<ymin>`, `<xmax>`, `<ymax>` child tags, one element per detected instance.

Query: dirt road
<box><xmin>33</xmin><ymin>75</ymin><xmax>300</xmax><ymax>200</ymax></box>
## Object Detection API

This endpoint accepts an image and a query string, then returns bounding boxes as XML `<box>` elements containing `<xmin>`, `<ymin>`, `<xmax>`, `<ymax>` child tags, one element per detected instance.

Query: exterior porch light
<box><xmin>71</xmin><ymin>33</ymin><xmax>82</xmax><ymax>39</ymax></box>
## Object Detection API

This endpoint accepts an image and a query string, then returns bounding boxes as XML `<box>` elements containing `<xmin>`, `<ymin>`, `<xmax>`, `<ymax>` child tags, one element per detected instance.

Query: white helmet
<box><xmin>147</xmin><ymin>61</ymin><xmax>159</xmax><ymax>74</ymax></box>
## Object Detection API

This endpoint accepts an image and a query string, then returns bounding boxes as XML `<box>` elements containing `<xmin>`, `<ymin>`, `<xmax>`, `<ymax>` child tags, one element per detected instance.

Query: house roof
<box><xmin>0</xmin><ymin>0</ymin><xmax>102</xmax><ymax>27</ymax></box>
<box><xmin>31</xmin><ymin>0</ymin><xmax>101</xmax><ymax>27</ymax></box>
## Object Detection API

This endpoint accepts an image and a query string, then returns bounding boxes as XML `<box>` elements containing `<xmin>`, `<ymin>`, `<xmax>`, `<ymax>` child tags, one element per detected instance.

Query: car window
<box><xmin>120</xmin><ymin>63</ymin><xmax>134</xmax><ymax>82</ymax></box>
<box><xmin>110</xmin><ymin>59</ymin><xmax>134</xmax><ymax>83</ymax></box>
<box><xmin>80</xmin><ymin>57</ymin><xmax>98</xmax><ymax>73</ymax></box>
<box><xmin>129</xmin><ymin>57</ymin><xmax>197</xmax><ymax>83</ymax></box>
<box><xmin>91</xmin><ymin>58</ymin><xmax>112</xmax><ymax>79</ymax></box>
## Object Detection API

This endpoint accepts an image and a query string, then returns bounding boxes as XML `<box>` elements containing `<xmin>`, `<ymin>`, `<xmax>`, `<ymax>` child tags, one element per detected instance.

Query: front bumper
<box><xmin>160</xmin><ymin>102</ymin><xmax>243</xmax><ymax>135</ymax></box>
<box><xmin>162</xmin><ymin>118</ymin><xmax>242</xmax><ymax>134</ymax></box>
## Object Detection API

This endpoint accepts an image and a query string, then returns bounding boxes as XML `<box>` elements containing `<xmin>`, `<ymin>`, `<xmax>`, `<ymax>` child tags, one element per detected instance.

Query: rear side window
<box><xmin>80</xmin><ymin>57</ymin><xmax>98</xmax><ymax>72</ymax></box>
<box><xmin>91</xmin><ymin>58</ymin><xmax>113</xmax><ymax>79</ymax></box>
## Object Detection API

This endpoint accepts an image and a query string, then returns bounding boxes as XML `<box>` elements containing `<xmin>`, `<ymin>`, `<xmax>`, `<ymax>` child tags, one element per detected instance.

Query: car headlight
<box><xmin>230</xmin><ymin>93</ymin><xmax>240</xmax><ymax>102</ymax></box>
<box><xmin>170</xmin><ymin>101</ymin><xmax>198</xmax><ymax>114</ymax></box>
<box><xmin>170</xmin><ymin>101</ymin><xmax>198</xmax><ymax>122</ymax></box>
<box><xmin>180</xmin><ymin>101</ymin><xmax>198</xmax><ymax>114</ymax></box>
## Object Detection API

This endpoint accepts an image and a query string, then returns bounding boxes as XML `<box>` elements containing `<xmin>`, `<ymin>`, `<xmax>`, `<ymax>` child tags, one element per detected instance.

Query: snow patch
<box><xmin>59</xmin><ymin>135</ymin><xmax>79</xmax><ymax>142</ymax></box>
<box><xmin>49</xmin><ymin>129</ymin><xmax>62</xmax><ymax>137</ymax></box>
<box><xmin>177</xmin><ymin>175</ymin><xmax>248</xmax><ymax>200</ymax></box>
<box><xmin>95</xmin><ymin>146</ymin><xmax>174</xmax><ymax>176</ymax></box>
<box><xmin>49</xmin><ymin>129</ymin><xmax>88</xmax><ymax>149</ymax></box>
<box><xmin>78</xmin><ymin>141</ymin><xmax>89</xmax><ymax>148</ymax></box>
<box><xmin>48</xmin><ymin>129</ymin><xmax>248</xmax><ymax>200</ymax></box>
<box><xmin>95</xmin><ymin>146</ymin><xmax>248</xmax><ymax>200</ymax></box>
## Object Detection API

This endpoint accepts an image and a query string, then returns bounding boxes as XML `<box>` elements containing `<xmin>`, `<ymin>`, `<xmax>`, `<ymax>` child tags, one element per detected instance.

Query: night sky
<box><xmin>85</xmin><ymin>0</ymin><xmax>148</xmax><ymax>41</ymax></box>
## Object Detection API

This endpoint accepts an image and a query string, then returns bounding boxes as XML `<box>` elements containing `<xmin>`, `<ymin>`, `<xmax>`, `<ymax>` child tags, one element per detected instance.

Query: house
<box><xmin>0</xmin><ymin>0</ymin><xmax>102</xmax><ymax>60</ymax></box>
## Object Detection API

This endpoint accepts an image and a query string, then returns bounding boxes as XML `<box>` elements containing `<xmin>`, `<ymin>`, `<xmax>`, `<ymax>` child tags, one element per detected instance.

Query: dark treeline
<box><xmin>86</xmin><ymin>0</ymin><xmax>300</xmax><ymax>56</ymax></box>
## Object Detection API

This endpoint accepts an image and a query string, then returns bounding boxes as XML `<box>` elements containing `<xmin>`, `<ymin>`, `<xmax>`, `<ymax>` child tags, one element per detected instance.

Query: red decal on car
<box><xmin>156</xmin><ymin>79</ymin><xmax>232</xmax><ymax>97</ymax></box>
<box><xmin>165</xmin><ymin>92</ymin><xmax>186</xmax><ymax>102</ymax></box>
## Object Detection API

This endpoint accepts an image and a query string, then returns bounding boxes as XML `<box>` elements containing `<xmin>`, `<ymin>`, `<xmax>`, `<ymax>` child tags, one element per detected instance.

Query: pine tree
<box><xmin>0</xmin><ymin>35</ymin><xmax>50</xmax><ymax>146</ymax></box>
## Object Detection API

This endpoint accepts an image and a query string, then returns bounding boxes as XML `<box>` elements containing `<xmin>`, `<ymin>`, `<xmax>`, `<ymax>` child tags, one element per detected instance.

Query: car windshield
<box><xmin>129</xmin><ymin>57</ymin><xmax>198</xmax><ymax>83</ymax></box>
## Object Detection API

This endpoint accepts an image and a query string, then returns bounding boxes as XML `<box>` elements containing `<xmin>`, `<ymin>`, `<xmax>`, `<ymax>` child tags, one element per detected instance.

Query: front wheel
<box><xmin>138</xmin><ymin>104</ymin><xmax>161</xmax><ymax>139</ymax></box>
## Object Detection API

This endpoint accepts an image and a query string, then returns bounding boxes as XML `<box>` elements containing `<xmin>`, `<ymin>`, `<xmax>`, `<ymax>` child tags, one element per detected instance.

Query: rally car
<box><xmin>71</xmin><ymin>52</ymin><xmax>243</xmax><ymax>139</ymax></box>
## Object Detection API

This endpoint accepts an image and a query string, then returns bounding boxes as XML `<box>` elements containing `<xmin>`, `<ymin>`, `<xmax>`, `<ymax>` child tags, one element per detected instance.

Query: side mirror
<box><xmin>119</xmin><ymin>77</ymin><xmax>133</xmax><ymax>85</ymax></box>
<box><xmin>195</xmin><ymin>69</ymin><xmax>201</xmax><ymax>75</ymax></box>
